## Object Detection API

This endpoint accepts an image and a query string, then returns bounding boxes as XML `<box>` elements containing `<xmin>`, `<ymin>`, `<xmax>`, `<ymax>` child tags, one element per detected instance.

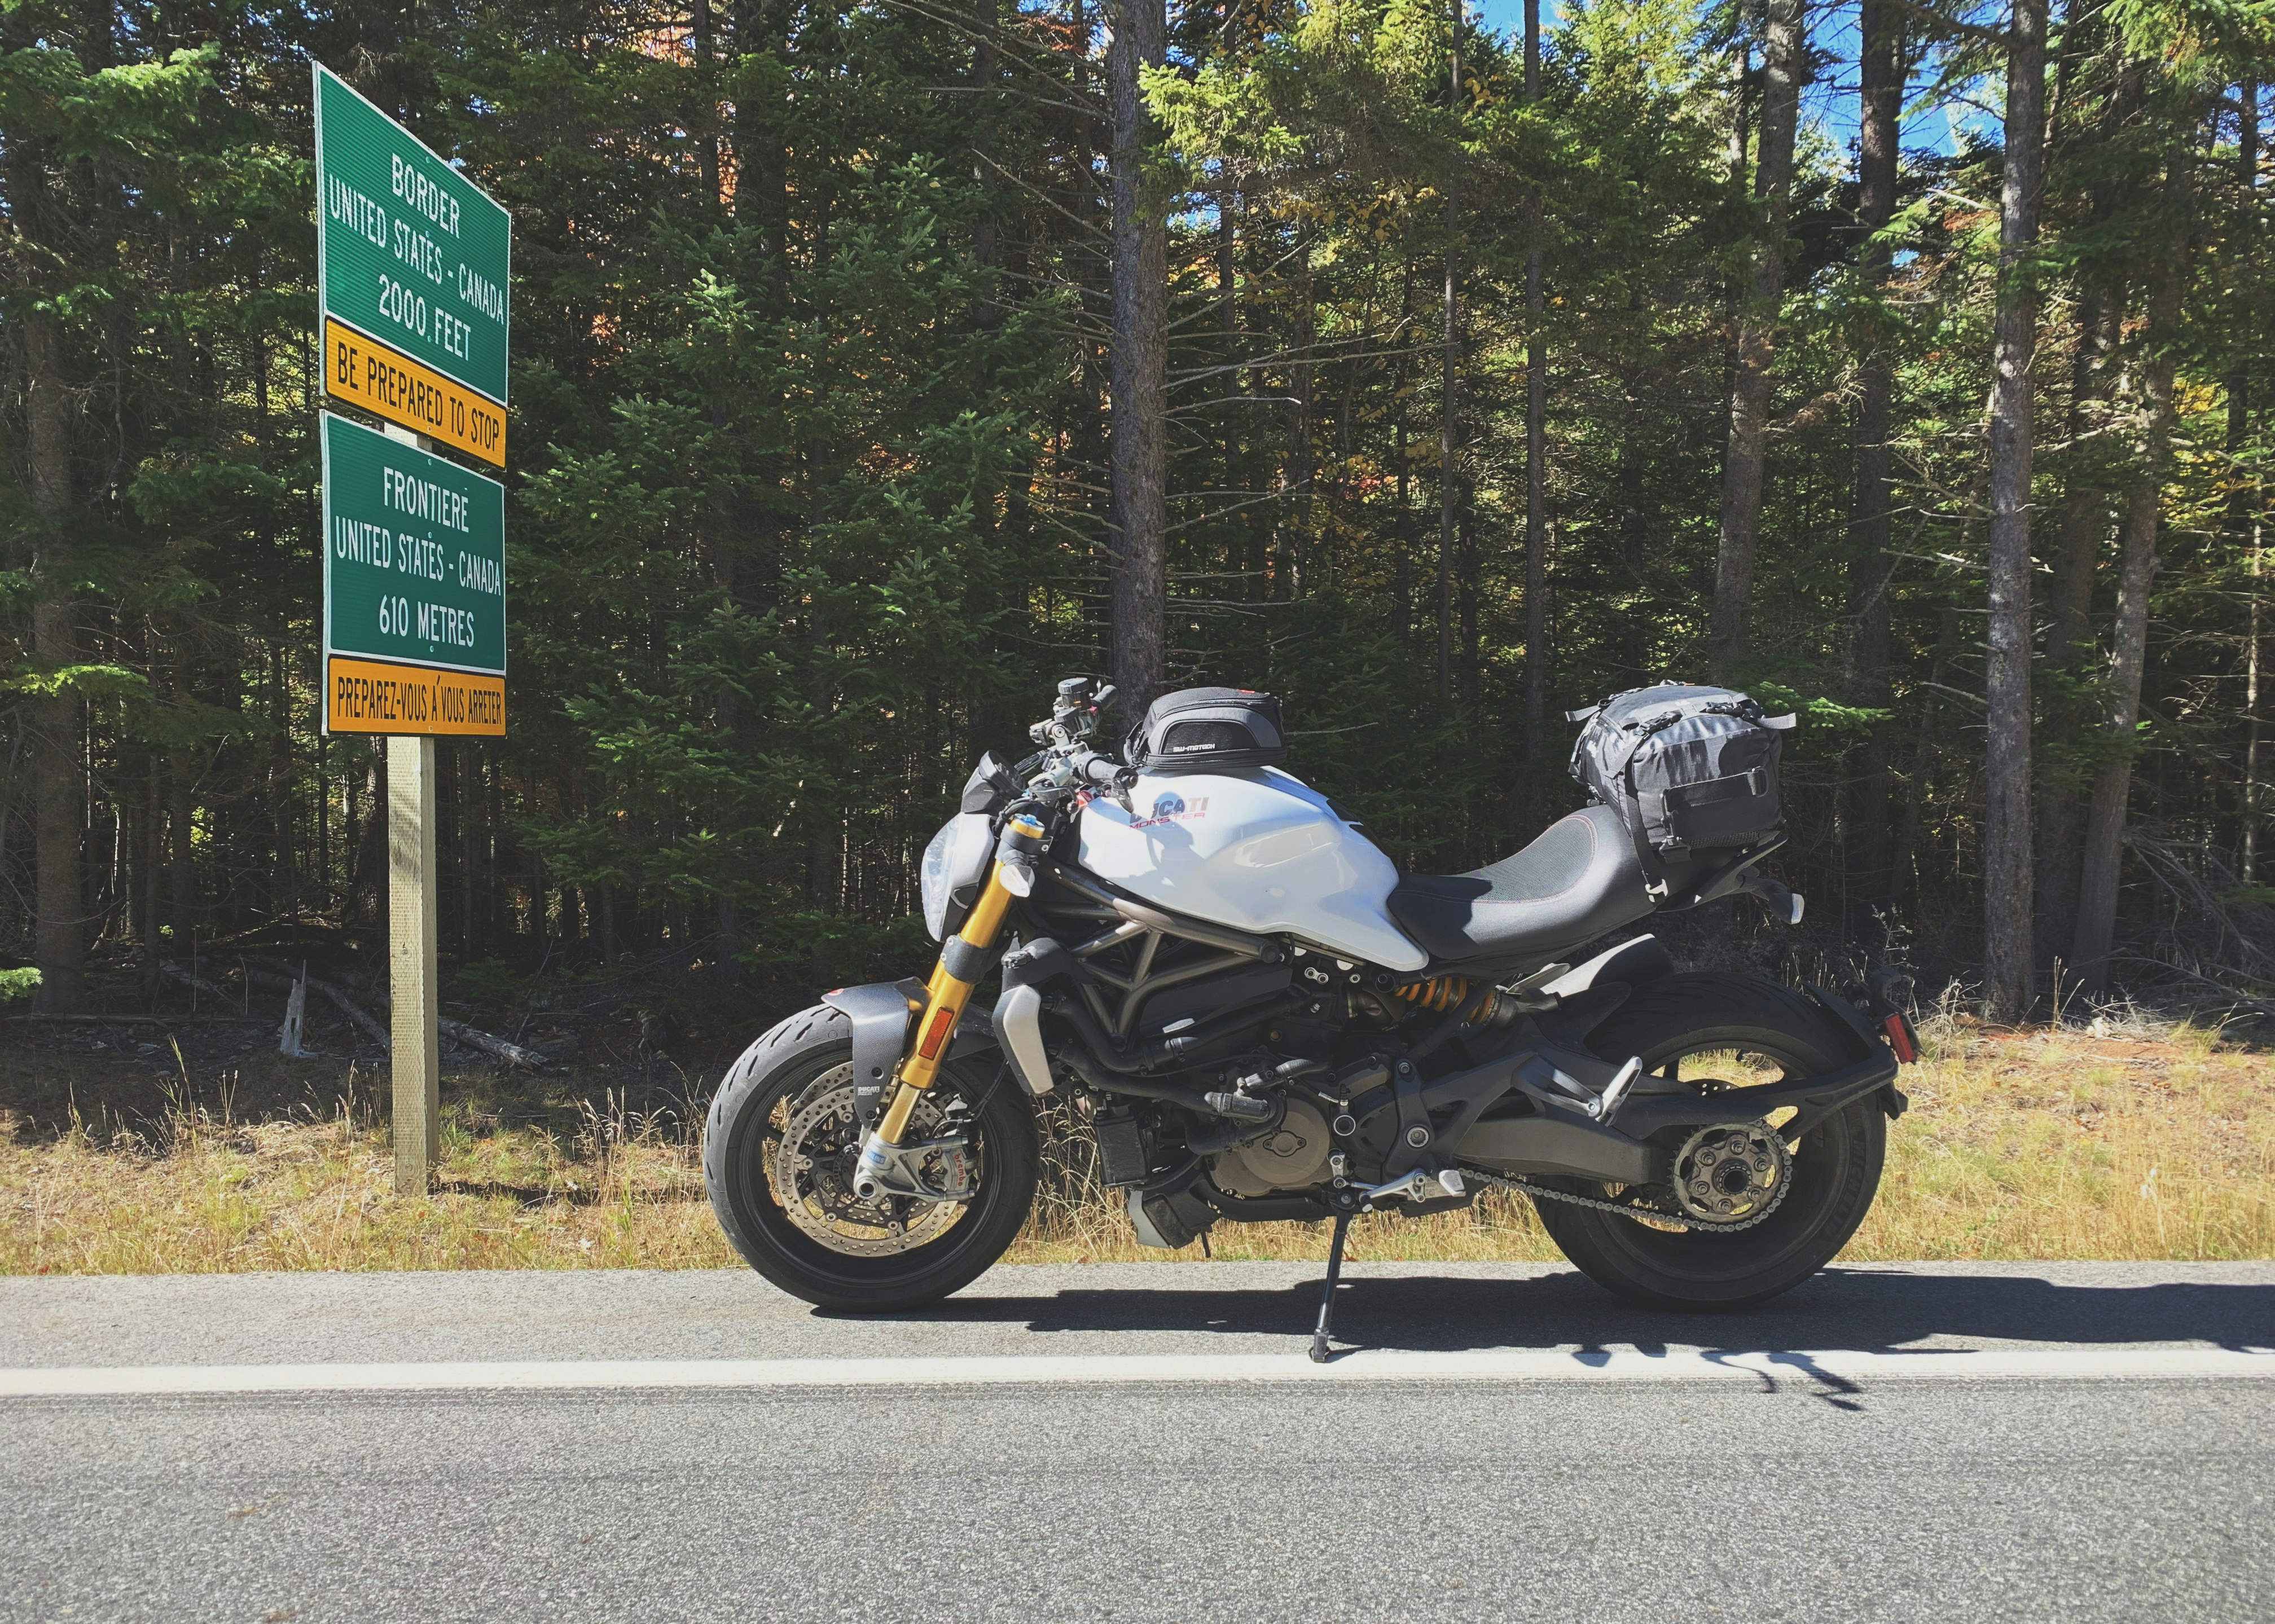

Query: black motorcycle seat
<box><xmin>1387</xmin><ymin>804</ymin><xmax>1654</xmax><ymax>967</ymax></box>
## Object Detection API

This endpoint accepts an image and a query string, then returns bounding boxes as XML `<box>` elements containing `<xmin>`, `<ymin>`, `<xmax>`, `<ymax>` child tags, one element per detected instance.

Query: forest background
<box><xmin>2</xmin><ymin>0</ymin><xmax>2270</xmax><ymax>1031</ymax></box>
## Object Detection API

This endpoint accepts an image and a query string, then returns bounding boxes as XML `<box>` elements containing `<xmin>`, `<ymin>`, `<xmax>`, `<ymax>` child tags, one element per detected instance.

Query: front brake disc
<box><xmin>772</xmin><ymin>1066</ymin><xmax>967</xmax><ymax>1257</ymax></box>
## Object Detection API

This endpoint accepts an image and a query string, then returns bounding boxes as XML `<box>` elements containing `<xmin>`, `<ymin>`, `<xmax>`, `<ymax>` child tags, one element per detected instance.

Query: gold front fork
<box><xmin>876</xmin><ymin>864</ymin><xmax>1018</xmax><ymax>1144</ymax></box>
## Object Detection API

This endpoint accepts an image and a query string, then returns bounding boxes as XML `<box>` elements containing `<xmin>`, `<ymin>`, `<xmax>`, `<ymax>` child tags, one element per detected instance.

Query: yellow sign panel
<box><xmin>323</xmin><ymin>317</ymin><xmax>506</xmax><ymax>468</ymax></box>
<box><xmin>327</xmin><ymin>654</ymin><xmax>506</xmax><ymax>737</ymax></box>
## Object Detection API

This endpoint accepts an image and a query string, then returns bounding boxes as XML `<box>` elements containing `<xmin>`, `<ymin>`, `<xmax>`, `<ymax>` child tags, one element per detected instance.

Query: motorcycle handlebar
<box><xmin>1076</xmin><ymin>751</ymin><xmax>1128</xmax><ymax>786</ymax></box>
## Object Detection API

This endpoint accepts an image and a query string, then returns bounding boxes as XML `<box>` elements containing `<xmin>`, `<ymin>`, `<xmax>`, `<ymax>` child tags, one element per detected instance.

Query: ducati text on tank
<box><xmin>704</xmin><ymin>677</ymin><xmax>1914</xmax><ymax>1353</ymax></box>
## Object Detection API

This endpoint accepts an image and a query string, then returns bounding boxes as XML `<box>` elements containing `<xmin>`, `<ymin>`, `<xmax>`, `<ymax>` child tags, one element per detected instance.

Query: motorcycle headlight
<box><xmin>921</xmin><ymin>812</ymin><xmax>998</xmax><ymax>941</ymax></box>
<box><xmin>921</xmin><ymin>818</ymin><xmax>959</xmax><ymax>941</ymax></box>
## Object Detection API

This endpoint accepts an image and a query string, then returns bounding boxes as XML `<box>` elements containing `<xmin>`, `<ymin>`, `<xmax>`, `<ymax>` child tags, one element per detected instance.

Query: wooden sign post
<box><xmin>388</xmin><ymin>734</ymin><xmax>441</xmax><ymax>1193</ymax></box>
<box><xmin>316</xmin><ymin>65</ymin><xmax>511</xmax><ymax>1195</ymax></box>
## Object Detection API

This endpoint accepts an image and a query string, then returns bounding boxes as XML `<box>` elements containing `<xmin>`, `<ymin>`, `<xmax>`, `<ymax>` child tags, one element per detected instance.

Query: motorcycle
<box><xmin>704</xmin><ymin>677</ymin><xmax>1915</xmax><ymax>1357</ymax></box>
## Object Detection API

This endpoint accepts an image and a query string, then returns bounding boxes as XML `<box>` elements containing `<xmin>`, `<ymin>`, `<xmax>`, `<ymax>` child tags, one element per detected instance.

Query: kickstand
<box><xmin>1308</xmin><ymin>1210</ymin><xmax>1352</xmax><ymax>1363</ymax></box>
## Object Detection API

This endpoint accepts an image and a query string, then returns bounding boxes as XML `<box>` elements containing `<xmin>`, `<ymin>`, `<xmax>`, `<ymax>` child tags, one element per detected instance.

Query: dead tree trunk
<box><xmin>1980</xmin><ymin>0</ymin><xmax>2048</xmax><ymax>1022</ymax></box>
<box><xmin>1707</xmin><ymin>0</ymin><xmax>1803</xmax><ymax>673</ymax></box>
<box><xmin>2071</xmin><ymin>147</ymin><xmax>2191</xmax><ymax>996</ymax></box>
<box><xmin>1108</xmin><ymin>0</ymin><xmax>1169</xmax><ymax>715</ymax></box>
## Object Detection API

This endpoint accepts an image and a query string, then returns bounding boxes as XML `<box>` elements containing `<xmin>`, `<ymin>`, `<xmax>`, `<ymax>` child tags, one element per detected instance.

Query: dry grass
<box><xmin>2</xmin><ymin>1012</ymin><xmax>2269</xmax><ymax>1275</ymax></box>
<box><xmin>1843</xmin><ymin>1009</ymin><xmax>2275</xmax><ymax>1261</ymax></box>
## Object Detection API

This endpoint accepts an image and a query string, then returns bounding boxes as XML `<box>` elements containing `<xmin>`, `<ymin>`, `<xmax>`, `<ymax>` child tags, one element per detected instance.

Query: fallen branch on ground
<box><xmin>157</xmin><ymin>961</ymin><xmax>230</xmax><ymax>1002</ymax></box>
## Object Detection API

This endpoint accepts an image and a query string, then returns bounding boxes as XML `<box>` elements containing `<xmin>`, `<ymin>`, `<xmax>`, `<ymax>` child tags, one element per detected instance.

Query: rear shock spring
<box><xmin>1393</xmin><ymin>976</ymin><xmax>1518</xmax><ymax>1026</ymax></box>
<box><xmin>1395</xmin><ymin>975</ymin><xmax>1473</xmax><ymax>1013</ymax></box>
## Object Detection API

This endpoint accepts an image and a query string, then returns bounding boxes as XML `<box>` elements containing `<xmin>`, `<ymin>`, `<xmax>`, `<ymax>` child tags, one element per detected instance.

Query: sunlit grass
<box><xmin>2</xmin><ymin>1013</ymin><xmax>2268</xmax><ymax>1274</ymax></box>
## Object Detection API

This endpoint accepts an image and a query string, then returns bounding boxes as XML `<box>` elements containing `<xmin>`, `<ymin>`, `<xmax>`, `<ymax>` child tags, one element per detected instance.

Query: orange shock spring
<box><xmin>1394</xmin><ymin>975</ymin><xmax>1516</xmax><ymax>1026</ymax></box>
<box><xmin>1396</xmin><ymin>975</ymin><xmax>1472</xmax><ymax>1014</ymax></box>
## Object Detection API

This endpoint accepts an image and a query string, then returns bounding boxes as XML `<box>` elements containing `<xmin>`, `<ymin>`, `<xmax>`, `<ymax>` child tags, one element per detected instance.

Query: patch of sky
<box><xmin>1463</xmin><ymin>0</ymin><xmax>1990</xmax><ymax>162</ymax></box>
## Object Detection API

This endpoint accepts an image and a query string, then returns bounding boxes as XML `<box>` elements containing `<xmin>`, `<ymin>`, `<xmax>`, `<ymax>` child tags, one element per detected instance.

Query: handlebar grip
<box><xmin>1078</xmin><ymin>752</ymin><xmax>1127</xmax><ymax>786</ymax></box>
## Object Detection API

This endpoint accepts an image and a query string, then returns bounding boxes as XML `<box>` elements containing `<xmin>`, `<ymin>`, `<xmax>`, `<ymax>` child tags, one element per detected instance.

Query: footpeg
<box><xmin>1351</xmin><ymin>1166</ymin><xmax>1468</xmax><ymax>1208</ymax></box>
<box><xmin>1589</xmin><ymin>1057</ymin><xmax>1645</xmax><ymax>1126</ymax></box>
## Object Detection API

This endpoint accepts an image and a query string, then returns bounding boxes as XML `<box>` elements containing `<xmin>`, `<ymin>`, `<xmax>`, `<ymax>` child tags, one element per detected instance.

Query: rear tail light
<box><xmin>1882</xmin><ymin>1012</ymin><xmax>1918</xmax><ymax>1064</ymax></box>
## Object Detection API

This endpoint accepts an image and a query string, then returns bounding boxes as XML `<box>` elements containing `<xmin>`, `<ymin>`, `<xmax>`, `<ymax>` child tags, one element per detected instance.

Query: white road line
<box><xmin>2</xmin><ymin>1346</ymin><xmax>2270</xmax><ymax>1397</ymax></box>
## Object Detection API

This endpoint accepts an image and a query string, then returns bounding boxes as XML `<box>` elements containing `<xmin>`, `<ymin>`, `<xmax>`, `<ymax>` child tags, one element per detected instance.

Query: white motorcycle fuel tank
<box><xmin>1076</xmin><ymin>767</ymin><xmax>1428</xmax><ymax>971</ymax></box>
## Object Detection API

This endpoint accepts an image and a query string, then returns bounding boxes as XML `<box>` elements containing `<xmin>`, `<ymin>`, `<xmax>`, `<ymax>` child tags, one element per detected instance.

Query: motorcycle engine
<box><xmin>1207</xmin><ymin>1097</ymin><xmax>1334</xmax><ymax>1197</ymax></box>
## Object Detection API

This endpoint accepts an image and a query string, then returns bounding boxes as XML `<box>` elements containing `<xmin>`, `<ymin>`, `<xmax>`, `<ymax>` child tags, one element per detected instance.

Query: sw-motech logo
<box><xmin>1132</xmin><ymin>793</ymin><xmax>1209</xmax><ymax>829</ymax></box>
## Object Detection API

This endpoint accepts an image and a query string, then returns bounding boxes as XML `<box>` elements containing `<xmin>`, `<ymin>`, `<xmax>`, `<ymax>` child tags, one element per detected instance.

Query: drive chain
<box><xmin>1458</xmin><ymin>1163</ymin><xmax>1791</xmax><ymax>1235</ymax></box>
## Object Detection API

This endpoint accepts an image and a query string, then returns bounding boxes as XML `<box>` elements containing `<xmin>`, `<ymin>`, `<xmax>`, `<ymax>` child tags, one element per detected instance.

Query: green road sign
<box><xmin>315</xmin><ymin>63</ymin><xmax>510</xmax><ymax>408</ymax></box>
<box><xmin>323</xmin><ymin>413</ymin><xmax>507</xmax><ymax>678</ymax></box>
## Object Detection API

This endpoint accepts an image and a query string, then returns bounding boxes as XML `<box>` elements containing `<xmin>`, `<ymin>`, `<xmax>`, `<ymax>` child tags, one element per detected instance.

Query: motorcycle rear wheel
<box><xmin>704</xmin><ymin>1004</ymin><xmax>1038</xmax><ymax>1310</ymax></box>
<box><xmin>1532</xmin><ymin>973</ymin><xmax>1888</xmax><ymax>1311</ymax></box>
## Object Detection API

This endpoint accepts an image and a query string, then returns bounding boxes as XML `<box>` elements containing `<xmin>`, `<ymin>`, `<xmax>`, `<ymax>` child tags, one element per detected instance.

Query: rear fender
<box><xmin>1804</xmin><ymin>982</ymin><xmax>1911</xmax><ymax>1120</ymax></box>
<box><xmin>819</xmin><ymin>980</ymin><xmax>925</xmax><ymax>1129</ymax></box>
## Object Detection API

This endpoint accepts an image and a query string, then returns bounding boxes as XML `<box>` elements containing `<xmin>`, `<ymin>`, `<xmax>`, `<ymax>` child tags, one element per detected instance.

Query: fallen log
<box><xmin>437</xmin><ymin>1017</ymin><xmax>549</xmax><ymax>1071</ymax></box>
<box><xmin>159</xmin><ymin>961</ymin><xmax>230</xmax><ymax>1002</ymax></box>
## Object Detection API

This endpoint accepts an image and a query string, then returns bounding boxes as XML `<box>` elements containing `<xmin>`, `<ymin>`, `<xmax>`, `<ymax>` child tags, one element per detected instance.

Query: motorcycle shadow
<box><xmin>870</xmin><ymin>1266</ymin><xmax>2275</xmax><ymax>1355</ymax></box>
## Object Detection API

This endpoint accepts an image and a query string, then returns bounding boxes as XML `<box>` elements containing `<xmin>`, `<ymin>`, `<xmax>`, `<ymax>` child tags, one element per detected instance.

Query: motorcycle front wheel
<box><xmin>1532</xmin><ymin>972</ymin><xmax>1890</xmax><ymax>1311</ymax></box>
<box><xmin>704</xmin><ymin>1004</ymin><xmax>1039</xmax><ymax>1310</ymax></box>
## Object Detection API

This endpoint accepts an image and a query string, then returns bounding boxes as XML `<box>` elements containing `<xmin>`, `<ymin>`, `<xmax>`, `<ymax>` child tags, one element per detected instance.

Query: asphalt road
<box><xmin>5</xmin><ymin>1261</ymin><xmax>2272</xmax><ymax>1623</ymax></box>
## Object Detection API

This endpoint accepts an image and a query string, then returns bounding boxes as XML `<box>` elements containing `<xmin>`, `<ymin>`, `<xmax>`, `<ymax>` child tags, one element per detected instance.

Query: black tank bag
<box><xmin>1567</xmin><ymin>684</ymin><xmax>1795</xmax><ymax>894</ymax></box>
<box><xmin>1128</xmin><ymin>687</ymin><xmax>1286</xmax><ymax>774</ymax></box>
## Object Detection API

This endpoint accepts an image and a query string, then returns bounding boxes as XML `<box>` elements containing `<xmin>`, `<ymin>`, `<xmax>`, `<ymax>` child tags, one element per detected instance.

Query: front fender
<box><xmin>820</xmin><ymin>980</ymin><xmax>924</xmax><ymax>1129</ymax></box>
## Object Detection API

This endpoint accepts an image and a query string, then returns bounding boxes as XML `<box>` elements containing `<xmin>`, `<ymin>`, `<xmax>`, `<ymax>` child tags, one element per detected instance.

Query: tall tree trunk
<box><xmin>1108</xmin><ymin>0</ymin><xmax>1168</xmax><ymax>713</ymax></box>
<box><xmin>7</xmin><ymin>46</ymin><xmax>85</xmax><ymax>1011</ymax></box>
<box><xmin>24</xmin><ymin>305</ymin><xmax>84</xmax><ymax>1012</ymax></box>
<box><xmin>1284</xmin><ymin>245</ymin><xmax>1315</xmax><ymax>600</ymax></box>
<box><xmin>2243</xmin><ymin>85</ymin><xmax>2265</xmax><ymax>878</ymax></box>
<box><xmin>1436</xmin><ymin>0</ymin><xmax>1463</xmax><ymax>711</ymax></box>
<box><xmin>2039</xmin><ymin>57</ymin><xmax>2142</xmax><ymax>965</ymax></box>
<box><xmin>2071</xmin><ymin>147</ymin><xmax>2191</xmax><ymax>995</ymax></box>
<box><xmin>1980</xmin><ymin>0</ymin><xmax>2048</xmax><ymax>1022</ymax></box>
<box><xmin>733</xmin><ymin>0</ymin><xmax>790</xmax><ymax>288</ymax></box>
<box><xmin>691</xmin><ymin>0</ymin><xmax>722</xmax><ymax>208</ymax></box>
<box><xmin>2247</xmin><ymin>529</ymin><xmax>2265</xmax><ymax>885</ymax></box>
<box><xmin>970</xmin><ymin>0</ymin><xmax>1000</xmax><ymax>272</ymax></box>
<box><xmin>1842</xmin><ymin>0</ymin><xmax>1902</xmax><ymax>902</ymax></box>
<box><xmin>2224</xmin><ymin>81</ymin><xmax>2258</xmax><ymax>542</ymax></box>
<box><xmin>1522</xmin><ymin>0</ymin><xmax>1547</xmax><ymax>762</ymax></box>
<box><xmin>2036</xmin><ymin>280</ymin><xmax>2122</xmax><ymax>956</ymax></box>
<box><xmin>1708</xmin><ymin>0</ymin><xmax>1803</xmax><ymax>672</ymax></box>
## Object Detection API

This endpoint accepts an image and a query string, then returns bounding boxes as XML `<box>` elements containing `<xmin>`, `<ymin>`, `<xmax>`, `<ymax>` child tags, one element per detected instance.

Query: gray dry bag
<box><xmin>1566</xmin><ymin>683</ymin><xmax>1795</xmax><ymax>893</ymax></box>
